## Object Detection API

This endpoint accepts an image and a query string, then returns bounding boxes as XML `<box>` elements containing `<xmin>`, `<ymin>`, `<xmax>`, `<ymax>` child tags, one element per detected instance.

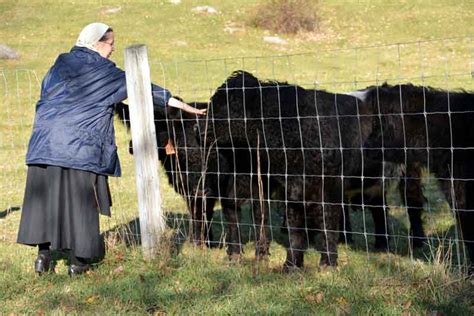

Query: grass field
<box><xmin>1</xmin><ymin>0</ymin><xmax>474</xmax><ymax>314</ymax></box>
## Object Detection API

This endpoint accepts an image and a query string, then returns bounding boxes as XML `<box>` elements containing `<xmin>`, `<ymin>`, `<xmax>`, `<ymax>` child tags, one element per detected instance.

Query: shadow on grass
<box><xmin>100</xmin><ymin>207</ymin><xmax>288</xmax><ymax>257</ymax></box>
<box><xmin>337</xmin><ymin>208</ymin><xmax>472</xmax><ymax>272</ymax></box>
<box><xmin>89</xmin><ymin>245</ymin><xmax>472</xmax><ymax>315</ymax></box>
<box><xmin>0</xmin><ymin>206</ymin><xmax>21</xmax><ymax>218</ymax></box>
<box><xmin>25</xmin><ymin>207</ymin><xmax>470</xmax><ymax>315</ymax></box>
<box><xmin>101</xmin><ymin>212</ymin><xmax>192</xmax><ymax>249</ymax></box>
<box><xmin>100</xmin><ymin>204</ymin><xmax>469</xmax><ymax>271</ymax></box>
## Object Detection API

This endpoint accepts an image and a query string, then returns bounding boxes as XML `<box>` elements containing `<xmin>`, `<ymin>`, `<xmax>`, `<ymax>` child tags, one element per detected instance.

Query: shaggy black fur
<box><xmin>200</xmin><ymin>70</ymin><xmax>376</xmax><ymax>269</ymax></box>
<box><xmin>158</xmin><ymin>106</ymin><xmax>270</xmax><ymax>258</ymax></box>
<box><xmin>360</xmin><ymin>83</ymin><xmax>474</xmax><ymax>272</ymax></box>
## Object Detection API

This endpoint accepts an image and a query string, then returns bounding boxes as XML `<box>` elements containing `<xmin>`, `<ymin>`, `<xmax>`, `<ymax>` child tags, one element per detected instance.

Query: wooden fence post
<box><xmin>124</xmin><ymin>44</ymin><xmax>165</xmax><ymax>260</ymax></box>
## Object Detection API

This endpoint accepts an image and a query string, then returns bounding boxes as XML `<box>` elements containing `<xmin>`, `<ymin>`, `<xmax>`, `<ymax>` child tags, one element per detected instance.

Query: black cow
<box><xmin>358</xmin><ymin>83</ymin><xmax>474</xmax><ymax>273</ymax></box>
<box><xmin>200</xmin><ymin>70</ymin><xmax>376</xmax><ymax>270</ymax></box>
<box><xmin>158</xmin><ymin>106</ymin><xmax>270</xmax><ymax>259</ymax></box>
<box><xmin>116</xmin><ymin>102</ymin><xmax>270</xmax><ymax>259</ymax></box>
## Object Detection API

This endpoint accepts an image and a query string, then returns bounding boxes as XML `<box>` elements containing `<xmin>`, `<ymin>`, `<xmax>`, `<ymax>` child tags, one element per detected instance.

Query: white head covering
<box><xmin>75</xmin><ymin>22</ymin><xmax>110</xmax><ymax>52</ymax></box>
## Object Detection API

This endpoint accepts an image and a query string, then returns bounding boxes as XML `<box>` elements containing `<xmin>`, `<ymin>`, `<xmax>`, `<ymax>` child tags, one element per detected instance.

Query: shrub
<box><xmin>250</xmin><ymin>0</ymin><xmax>319</xmax><ymax>34</ymax></box>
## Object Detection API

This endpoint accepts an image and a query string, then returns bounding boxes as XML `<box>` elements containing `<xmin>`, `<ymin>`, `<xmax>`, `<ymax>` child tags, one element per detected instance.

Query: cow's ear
<box><xmin>165</xmin><ymin>139</ymin><xmax>176</xmax><ymax>155</ymax></box>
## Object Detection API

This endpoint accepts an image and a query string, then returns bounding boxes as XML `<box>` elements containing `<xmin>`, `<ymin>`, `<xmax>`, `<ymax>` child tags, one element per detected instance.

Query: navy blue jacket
<box><xmin>26</xmin><ymin>46</ymin><xmax>171</xmax><ymax>176</ymax></box>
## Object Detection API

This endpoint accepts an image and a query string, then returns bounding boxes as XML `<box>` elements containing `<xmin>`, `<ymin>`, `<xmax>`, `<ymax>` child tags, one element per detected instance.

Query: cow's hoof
<box><xmin>318</xmin><ymin>264</ymin><xmax>338</xmax><ymax>273</ymax></box>
<box><xmin>255</xmin><ymin>253</ymin><xmax>270</xmax><ymax>262</ymax></box>
<box><xmin>228</xmin><ymin>253</ymin><xmax>242</xmax><ymax>262</ymax></box>
<box><xmin>283</xmin><ymin>262</ymin><xmax>303</xmax><ymax>273</ymax></box>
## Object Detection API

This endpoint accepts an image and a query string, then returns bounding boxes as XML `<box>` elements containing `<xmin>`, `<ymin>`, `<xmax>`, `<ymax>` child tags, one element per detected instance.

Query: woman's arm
<box><xmin>167</xmin><ymin>97</ymin><xmax>207</xmax><ymax>116</ymax></box>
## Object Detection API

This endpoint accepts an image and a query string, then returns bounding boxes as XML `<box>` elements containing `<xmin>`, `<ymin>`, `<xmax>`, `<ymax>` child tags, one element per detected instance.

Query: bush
<box><xmin>250</xmin><ymin>0</ymin><xmax>319</xmax><ymax>34</ymax></box>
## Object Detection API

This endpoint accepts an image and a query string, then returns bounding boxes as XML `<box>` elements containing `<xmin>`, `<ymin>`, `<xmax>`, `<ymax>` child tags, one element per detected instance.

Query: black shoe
<box><xmin>68</xmin><ymin>263</ymin><xmax>91</xmax><ymax>276</ymax></box>
<box><xmin>34</xmin><ymin>253</ymin><xmax>54</xmax><ymax>274</ymax></box>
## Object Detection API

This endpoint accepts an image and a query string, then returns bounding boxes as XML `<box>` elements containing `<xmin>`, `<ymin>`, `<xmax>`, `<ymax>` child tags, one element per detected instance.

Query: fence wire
<box><xmin>1</xmin><ymin>36</ymin><xmax>473</xmax><ymax>272</ymax></box>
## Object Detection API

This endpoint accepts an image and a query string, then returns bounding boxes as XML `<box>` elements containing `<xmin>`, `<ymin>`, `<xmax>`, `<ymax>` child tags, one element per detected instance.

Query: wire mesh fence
<box><xmin>1</xmin><ymin>36</ymin><xmax>473</xmax><ymax>272</ymax></box>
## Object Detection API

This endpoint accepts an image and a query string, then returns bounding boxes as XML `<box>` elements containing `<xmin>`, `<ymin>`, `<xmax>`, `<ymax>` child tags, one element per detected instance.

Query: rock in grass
<box><xmin>0</xmin><ymin>44</ymin><xmax>20</xmax><ymax>59</ymax></box>
<box><xmin>100</xmin><ymin>6</ymin><xmax>121</xmax><ymax>14</ymax></box>
<box><xmin>263</xmin><ymin>36</ymin><xmax>287</xmax><ymax>45</ymax></box>
<box><xmin>192</xmin><ymin>6</ymin><xmax>218</xmax><ymax>14</ymax></box>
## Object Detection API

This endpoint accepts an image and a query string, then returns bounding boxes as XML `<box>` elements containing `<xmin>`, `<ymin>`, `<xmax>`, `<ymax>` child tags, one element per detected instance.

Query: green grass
<box><xmin>1</xmin><ymin>0</ymin><xmax>474</xmax><ymax>314</ymax></box>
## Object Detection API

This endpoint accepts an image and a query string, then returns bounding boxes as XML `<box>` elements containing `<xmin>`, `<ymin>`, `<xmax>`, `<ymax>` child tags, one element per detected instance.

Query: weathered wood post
<box><xmin>124</xmin><ymin>44</ymin><xmax>165</xmax><ymax>259</ymax></box>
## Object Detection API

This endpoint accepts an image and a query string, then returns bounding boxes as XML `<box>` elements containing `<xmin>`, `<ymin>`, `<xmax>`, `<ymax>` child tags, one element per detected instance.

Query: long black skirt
<box><xmin>17</xmin><ymin>165</ymin><xmax>112</xmax><ymax>259</ymax></box>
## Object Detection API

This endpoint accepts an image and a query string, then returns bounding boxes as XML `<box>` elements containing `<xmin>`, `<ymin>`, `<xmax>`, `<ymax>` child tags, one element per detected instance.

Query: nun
<box><xmin>17</xmin><ymin>22</ymin><xmax>206</xmax><ymax>276</ymax></box>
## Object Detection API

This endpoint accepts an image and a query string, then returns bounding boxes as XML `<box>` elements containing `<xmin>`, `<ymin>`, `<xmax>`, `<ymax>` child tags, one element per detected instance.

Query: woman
<box><xmin>17</xmin><ymin>22</ymin><xmax>206</xmax><ymax>276</ymax></box>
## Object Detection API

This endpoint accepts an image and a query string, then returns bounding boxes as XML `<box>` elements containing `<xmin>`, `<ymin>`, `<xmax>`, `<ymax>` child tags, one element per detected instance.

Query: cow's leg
<box><xmin>222</xmin><ymin>200</ymin><xmax>243</xmax><ymax>260</ymax></box>
<box><xmin>189</xmin><ymin>198</ymin><xmax>202</xmax><ymax>246</ymax></box>
<box><xmin>318</xmin><ymin>178</ymin><xmax>342</xmax><ymax>268</ymax></box>
<box><xmin>370</xmin><ymin>195</ymin><xmax>390</xmax><ymax>251</ymax></box>
<box><xmin>190</xmin><ymin>197</ymin><xmax>215</xmax><ymax>247</ymax></box>
<box><xmin>204</xmin><ymin>197</ymin><xmax>216</xmax><ymax>247</ymax></box>
<box><xmin>462</xmin><ymin>179</ymin><xmax>474</xmax><ymax>274</ymax></box>
<box><xmin>319</xmin><ymin>206</ymin><xmax>340</xmax><ymax>267</ymax></box>
<box><xmin>339</xmin><ymin>199</ymin><xmax>353</xmax><ymax>244</ymax></box>
<box><xmin>457</xmin><ymin>208</ymin><xmax>474</xmax><ymax>275</ymax></box>
<box><xmin>457</xmin><ymin>171</ymin><xmax>474</xmax><ymax>275</ymax></box>
<box><xmin>284</xmin><ymin>201</ymin><xmax>306</xmax><ymax>271</ymax></box>
<box><xmin>438</xmin><ymin>166</ymin><xmax>474</xmax><ymax>274</ymax></box>
<box><xmin>203</xmin><ymin>197</ymin><xmax>216</xmax><ymax>248</ymax></box>
<box><xmin>400</xmin><ymin>163</ymin><xmax>426</xmax><ymax>249</ymax></box>
<box><xmin>252</xmin><ymin>199</ymin><xmax>270</xmax><ymax>259</ymax></box>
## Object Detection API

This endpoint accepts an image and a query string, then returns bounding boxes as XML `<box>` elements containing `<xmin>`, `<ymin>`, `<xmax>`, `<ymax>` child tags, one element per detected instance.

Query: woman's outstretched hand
<box><xmin>168</xmin><ymin>97</ymin><xmax>207</xmax><ymax>116</ymax></box>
